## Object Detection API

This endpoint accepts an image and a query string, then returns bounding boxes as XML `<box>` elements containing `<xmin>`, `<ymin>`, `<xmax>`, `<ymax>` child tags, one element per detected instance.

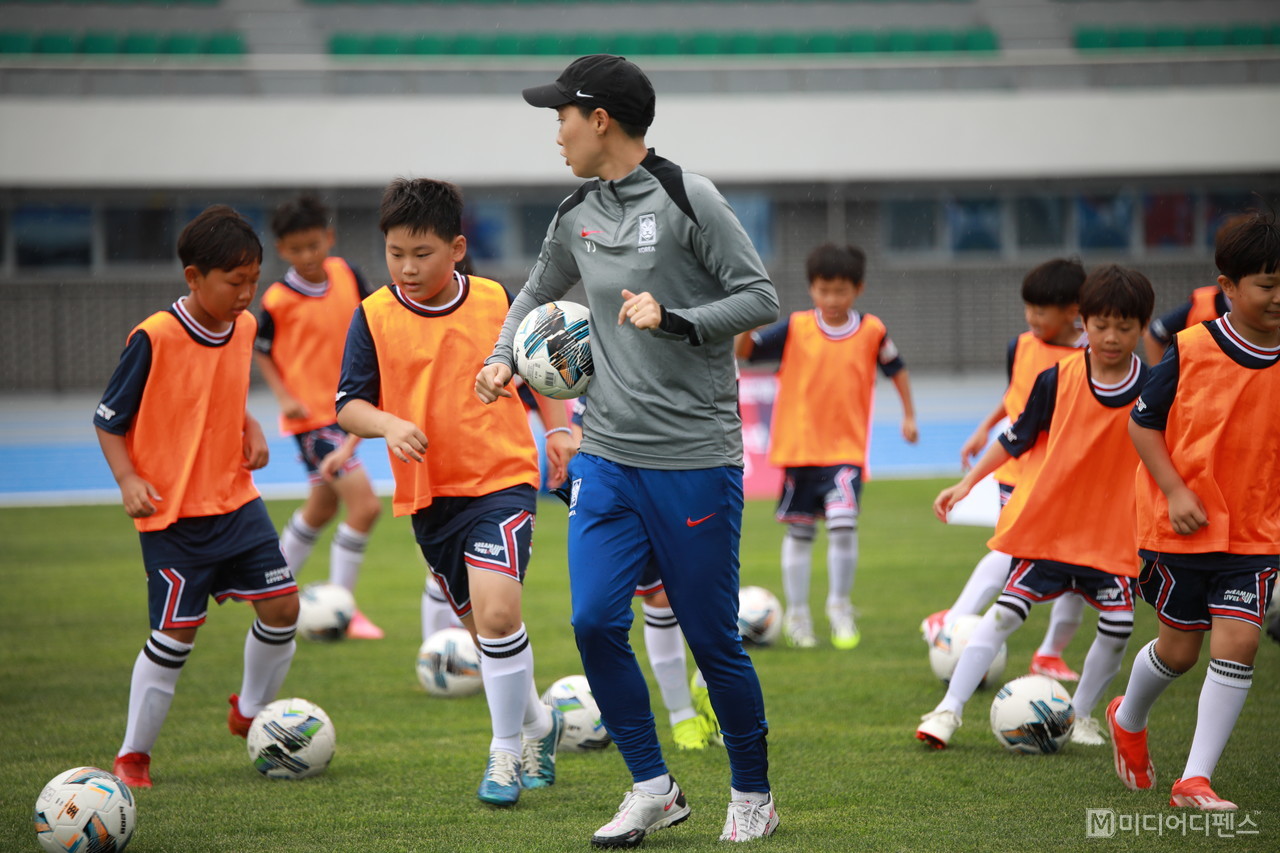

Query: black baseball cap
<box><xmin>522</xmin><ymin>54</ymin><xmax>656</xmax><ymax>130</ymax></box>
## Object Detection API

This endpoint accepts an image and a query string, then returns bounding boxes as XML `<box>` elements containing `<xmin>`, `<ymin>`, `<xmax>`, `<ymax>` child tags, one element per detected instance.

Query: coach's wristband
<box><xmin>659</xmin><ymin>306</ymin><xmax>701</xmax><ymax>346</ymax></box>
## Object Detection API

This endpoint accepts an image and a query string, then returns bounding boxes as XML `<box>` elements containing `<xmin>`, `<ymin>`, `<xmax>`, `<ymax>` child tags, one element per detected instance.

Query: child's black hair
<box><xmin>378</xmin><ymin>178</ymin><xmax>463</xmax><ymax>239</ymax></box>
<box><xmin>177</xmin><ymin>205</ymin><xmax>262</xmax><ymax>273</ymax></box>
<box><xmin>1021</xmin><ymin>258</ymin><xmax>1085</xmax><ymax>307</ymax></box>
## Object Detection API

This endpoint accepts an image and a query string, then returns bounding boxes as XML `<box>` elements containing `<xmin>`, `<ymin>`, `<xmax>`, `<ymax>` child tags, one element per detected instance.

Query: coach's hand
<box><xmin>475</xmin><ymin>363</ymin><xmax>514</xmax><ymax>403</ymax></box>
<box><xmin>619</xmin><ymin>289</ymin><xmax>661</xmax><ymax>330</ymax></box>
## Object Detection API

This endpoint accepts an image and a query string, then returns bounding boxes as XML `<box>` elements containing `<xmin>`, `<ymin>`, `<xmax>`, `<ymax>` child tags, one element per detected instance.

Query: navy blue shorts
<box><xmin>293</xmin><ymin>424</ymin><xmax>362</xmax><ymax>485</ymax></box>
<box><xmin>998</xmin><ymin>482</ymin><xmax>1015</xmax><ymax>508</ymax></box>
<box><xmin>1003</xmin><ymin>558</ymin><xmax>1136</xmax><ymax>613</ymax></box>
<box><xmin>776</xmin><ymin>464</ymin><xmax>863</xmax><ymax>527</ymax></box>
<box><xmin>1138</xmin><ymin>559</ymin><xmax>1277</xmax><ymax>631</ymax></box>
<box><xmin>146</xmin><ymin>538</ymin><xmax>294</xmax><ymax>631</ymax></box>
<box><xmin>416</xmin><ymin>504</ymin><xmax>535</xmax><ymax>621</ymax></box>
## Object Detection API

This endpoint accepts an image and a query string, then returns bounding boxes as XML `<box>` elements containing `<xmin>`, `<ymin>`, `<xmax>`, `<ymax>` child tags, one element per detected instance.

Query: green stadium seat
<box><xmin>687</xmin><ymin>32</ymin><xmax>726</xmax><ymax>55</ymax></box>
<box><xmin>329</xmin><ymin>33</ymin><xmax>368</xmax><ymax>55</ymax></box>
<box><xmin>724</xmin><ymin>32</ymin><xmax>763</xmax><ymax>55</ymax></box>
<box><xmin>962</xmin><ymin>29</ymin><xmax>998</xmax><ymax>53</ymax></box>
<box><xmin>0</xmin><ymin>31</ymin><xmax>35</xmax><ymax>55</ymax></box>
<box><xmin>608</xmin><ymin>33</ymin><xmax>655</xmax><ymax>56</ymax></box>
<box><xmin>879</xmin><ymin>30</ymin><xmax>920</xmax><ymax>53</ymax></box>
<box><xmin>34</xmin><ymin>32</ymin><xmax>78</xmax><ymax>54</ymax></box>
<box><xmin>1075</xmin><ymin>27</ymin><xmax>1108</xmax><ymax>51</ymax></box>
<box><xmin>447</xmin><ymin>34</ymin><xmax>491</xmax><ymax>55</ymax></box>
<box><xmin>846</xmin><ymin>31</ymin><xmax>878</xmax><ymax>54</ymax></box>
<box><xmin>648</xmin><ymin>33</ymin><xmax>683</xmax><ymax>55</ymax></box>
<box><xmin>490</xmin><ymin>33</ymin><xmax>531</xmax><ymax>56</ymax></box>
<box><xmin>409</xmin><ymin>34</ymin><xmax>449</xmax><ymax>55</ymax></box>
<box><xmin>807</xmin><ymin>32</ymin><xmax>844</xmax><ymax>54</ymax></box>
<box><xmin>79</xmin><ymin>31</ymin><xmax>122</xmax><ymax>55</ymax></box>
<box><xmin>1111</xmin><ymin>29</ymin><xmax>1148</xmax><ymax>50</ymax></box>
<box><xmin>121</xmin><ymin>32</ymin><xmax>164</xmax><ymax>55</ymax></box>
<box><xmin>1150</xmin><ymin>28</ymin><xmax>1188</xmax><ymax>50</ymax></box>
<box><xmin>920</xmin><ymin>30</ymin><xmax>959</xmax><ymax>53</ymax></box>
<box><xmin>763</xmin><ymin>32</ymin><xmax>805</xmax><ymax>55</ymax></box>
<box><xmin>163</xmin><ymin>33</ymin><xmax>204</xmax><ymax>55</ymax></box>
<box><xmin>530</xmin><ymin>33</ymin><xmax>569</xmax><ymax>55</ymax></box>
<box><xmin>1228</xmin><ymin>25</ymin><xmax>1267</xmax><ymax>47</ymax></box>
<box><xmin>367</xmin><ymin>33</ymin><xmax>406</xmax><ymax>55</ymax></box>
<box><xmin>1189</xmin><ymin>27</ymin><xmax>1227</xmax><ymax>48</ymax></box>
<box><xmin>204</xmin><ymin>32</ymin><xmax>245</xmax><ymax>55</ymax></box>
<box><xmin>569</xmin><ymin>32</ymin><xmax>606</xmax><ymax>55</ymax></box>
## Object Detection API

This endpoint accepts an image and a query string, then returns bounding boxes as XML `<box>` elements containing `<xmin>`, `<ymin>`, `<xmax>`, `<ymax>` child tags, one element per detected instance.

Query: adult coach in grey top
<box><xmin>475</xmin><ymin>54</ymin><xmax>781</xmax><ymax>846</ymax></box>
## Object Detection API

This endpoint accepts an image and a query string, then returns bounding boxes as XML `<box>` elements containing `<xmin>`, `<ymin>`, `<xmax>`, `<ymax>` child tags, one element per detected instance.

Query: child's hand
<box><xmin>1167</xmin><ymin>485</ymin><xmax>1209</xmax><ymax>535</ymax></box>
<box><xmin>384</xmin><ymin>417</ymin><xmax>428</xmax><ymax>463</ymax></box>
<box><xmin>959</xmin><ymin>429</ymin><xmax>987</xmax><ymax>470</ymax></box>
<box><xmin>242</xmin><ymin>419</ymin><xmax>270</xmax><ymax>470</ymax></box>
<box><xmin>119</xmin><ymin>473</ymin><xmax>162</xmax><ymax>518</ymax></box>
<box><xmin>933</xmin><ymin>483</ymin><xmax>970</xmax><ymax>522</ymax></box>
<box><xmin>619</xmin><ymin>289</ymin><xmax>661</xmax><ymax>330</ymax></box>
<box><xmin>318</xmin><ymin>447</ymin><xmax>351</xmax><ymax>482</ymax></box>
<box><xmin>475</xmin><ymin>363</ymin><xmax>514</xmax><ymax>403</ymax></box>
<box><xmin>902</xmin><ymin>415</ymin><xmax>919</xmax><ymax>445</ymax></box>
<box><xmin>543</xmin><ymin>429</ymin><xmax>578</xmax><ymax>489</ymax></box>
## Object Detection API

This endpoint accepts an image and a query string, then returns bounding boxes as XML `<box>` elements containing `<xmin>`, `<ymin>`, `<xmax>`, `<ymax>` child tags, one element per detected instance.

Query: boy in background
<box><xmin>1143</xmin><ymin>282</ymin><xmax>1227</xmax><ymax>365</ymax></box>
<box><xmin>917</xmin><ymin>264</ymin><xmax>1154</xmax><ymax>749</ymax></box>
<box><xmin>337</xmin><ymin>178</ymin><xmax>572</xmax><ymax>807</ymax></box>
<box><xmin>256</xmin><ymin>195</ymin><xmax>384</xmax><ymax>639</ymax></box>
<box><xmin>95</xmin><ymin>206</ymin><xmax>299</xmax><ymax>788</ymax></box>
<box><xmin>1109</xmin><ymin>211</ymin><xmax>1280</xmax><ymax>810</ymax></box>
<box><xmin>922</xmin><ymin>259</ymin><xmax>1088</xmax><ymax>682</ymax></box>
<box><xmin>738</xmin><ymin>243</ymin><xmax>917</xmax><ymax>649</ymax></box>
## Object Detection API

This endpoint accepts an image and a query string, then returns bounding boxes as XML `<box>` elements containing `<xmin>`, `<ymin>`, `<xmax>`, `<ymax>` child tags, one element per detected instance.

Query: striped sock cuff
<box><xmin>143</xmin><ymin>630</ymin><xmax>193</xmax><ymax>669</ymax></box>
<box><xmin>1143</xmin><ymin>640</ymin><xmax>1182</xmax><ymax>681</ymax></box>
<box><xmin>1097</xmin><ymin>614</ymin><xmax>1134</xmax><ymax>640</ymax></box>
<box><xmin>995</xmin><ymin>595</ymin><xmax>1030</xmax><ymax>622</ymax></box>
<box><xmin>333</xmin><ymin>523</ymin><xmax>369</xmax><ymax>553</ymax></box>
<box><xmin>1207</xmin><ymin>658</ymin><xmax>1253</xmax><ymax>689</ymax></box>
<box><xmin>251</xmin><ymin>619</ymin><xmax>297</xmax><ymax>646</ymax></box>
<box><xmin>286</xmin><ymin>512</ymin><xmax>321</xmax><ymax>545</ymax></box>
<box><xmin>478</xmin><ymin>625</ymin><xmax>529</xmax><ymax>659</ymax></box>
<box><xmin>642</xmin><ymin>605</ymin><xmax>678</xmax><ymax>630</ymax></box>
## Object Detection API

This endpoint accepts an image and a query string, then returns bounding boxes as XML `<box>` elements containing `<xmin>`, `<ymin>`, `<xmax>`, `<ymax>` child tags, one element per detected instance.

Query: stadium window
<box><xmin>1014</xmin><ymin>196</ymin><xmax>1067</xmax><ymax>250</ymax></box>
<box><xmin>518</xmin><ymin>203</ymin><xmax>561</xmax><ymax>258</ymax></box>
<box><xmin>723</xmin><ymin>193</ymin><xmax>774</xmax><ymax>261</ymax></box>
<box><xmin>1142</xmin><ymin>193</ymin><xmax>1195</xmax><ymax>250</ymax></box>
<box><xmin>1076</xmin><ymin>194</ymin><xmax>1134</xmax><ymax>252</ymax></box>
<box><xmin>461</xmin><ymin>202</ymin><xmax>510</xmax><ymax>262</ymax></box>
<box><xmin>182</xmin><ymin>204</ymin><xmax>266</xmax><ymax>243</ymax></box>
<box><xmin>884</xmin><ymin>199</ymin><xmax>938</xmax><ymax>253</ymax></box>
<box><xmin>105</xmin><ymin>206</ymin><xmax>176</xmax><ymax>264</ymax></box>
<box><xmin>14</xmin><ymin>204</ymin><xmax>92</xmax><ymax>269</ymax></box>
<box><xmin>1205</xmin><ymin>192</ymin><xmax>1257</xmax><ymax>247</ymax></box>
<box><xmin>946</xmin><ymin>197</ymin><xmax>1002</xmax><ymax>253</ymax></box>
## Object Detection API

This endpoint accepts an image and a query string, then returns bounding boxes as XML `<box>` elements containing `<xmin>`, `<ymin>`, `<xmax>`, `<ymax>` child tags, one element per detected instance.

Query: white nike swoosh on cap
<box><xmin>575</xmin><ymin>90</ymin><xmax>594</xmax><ymax>98</ymax></box>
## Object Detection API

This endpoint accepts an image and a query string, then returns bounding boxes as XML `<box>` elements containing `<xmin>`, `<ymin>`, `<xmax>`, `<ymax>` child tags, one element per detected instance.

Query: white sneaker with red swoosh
<box><xmin>720</xmin><ymin>794</ymin><xmax>780</xmax><ymax>842</ymax></box>
<box><xmin>591</xmin><ymin>778</ymin><xmax>690</xmax><ymax>848</ymax></box>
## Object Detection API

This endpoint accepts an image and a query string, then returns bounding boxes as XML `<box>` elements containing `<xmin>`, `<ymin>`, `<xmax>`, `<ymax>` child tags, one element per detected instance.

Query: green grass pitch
<box><xmin>2</xmin><ymin>480</ymin><xmax>1274</xmax><ymax>852</ymax></box>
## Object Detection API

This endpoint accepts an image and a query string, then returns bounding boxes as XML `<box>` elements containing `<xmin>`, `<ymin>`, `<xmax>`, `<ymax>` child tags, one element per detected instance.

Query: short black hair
<box><xmin>572</xmin><ymin>102</ymin><xmax>647</xmax><ymax>141</ymax></box>
<box><xmin>271</xmin><ymin>194</ymin><xmax>330</xmax><ymax>239</ymax></box>
<box><xmin>805</xmin><ymin>243</ymin><xmax>866</xmax><ymax>285</ymax></box>
<box><xmin>379</xmin><ymin>178</ymin><xmax>463</xmax><ymax>239</ymax></box>
<box><xmin>1078</xmin><ymin>264</ymin><xmax>1155</xmax><ymax>326</ymax></box>
<box><xmin>177</xmin><ymin>205</ymin><xmax>262</xmax><ymax>273</ymax></box>
<box><xmin>1215</xmin><ymin>209</ymin><xmax>1280</xmax><ymax>283</ymax></box>
<box><xmin>1021</xmin><ymin>258</ymin><xmax>1085</xmax><ymax>307</ymax></box>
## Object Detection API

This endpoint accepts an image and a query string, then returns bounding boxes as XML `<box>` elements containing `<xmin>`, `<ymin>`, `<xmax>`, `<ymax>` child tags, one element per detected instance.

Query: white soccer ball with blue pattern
<box><xmin>513</xmin><ymin>301</ymin><xmax>593</xmax><ymax>399</ymax></box>
<box><xmin>246</xmin><ymin>697</ymin><xmax>336</xmax><ymax>779</ymax></box>
<box><xmin>737</xmin><ymin>585</ymin><xmax>782</xmax><ymax>647</ymax></box>
<box><xmin>416</xmin><ymin>627</ymin><xmax>483</xmax><ymax>697</ymax></box>
<box><xmin>297</xmin><ymin>582</ymin><xmax>355</xmax><ymax>642</ymax></box>
<box><xmin>541</xmin><ymin>675</ymin><xmax>612</xmax><ymax>751</ymax></box>
<box><xmin>928</xmin><ymin>613</ymin><xmax>1008</xmax><ymax>687</ymax></box>
<box><xmin>989</xmin><ymin>674</ymin><xmax>1076</xmax><ymax>754</ymax></box>
<box><xmin>34</xmin><ymin>766</ymin><xmax>135</xmax><ymax>852</ymax></box>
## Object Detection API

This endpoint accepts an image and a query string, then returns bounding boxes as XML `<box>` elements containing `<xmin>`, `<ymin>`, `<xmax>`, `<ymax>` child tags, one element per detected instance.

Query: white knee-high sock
<box><xmin>120</xmin><ymin>632</ymin><xmax>192</xmax><ymax>756</ymax></box>
<box><xmin>522</xmin><ymin>679</ymin><xmax>552</xmax><ymax>740</ymax></box>
<box><xmin>329</xmin><ymin>523</ymin><xmax>368</xmax><ymax>593</ymax></box>
<box><xmin>1115</xmin><ymin>639</ymin><xmax>1183</xmax><ymax>732</ymax></box>
<box><xmin>1037</xmin><ymin>594</ymin><xmax>1085</xmax><ymax>657</ymax></box>
<box><xmin>938</xmin><ymin>600</ymin><xmax>1026</xmax><ymax>718</ymax></box>
<box><xmin>1071</xmin><ymin>613</ymin><xmax>1132</xmax><ymax>719</ymax></box>
<box><xmin>238</xmin><ymin>620</ymin><xmax>297</xmax><ymax>719</ymax></box>
<box><xmin>1183</xmin><ymin>659</ymin><xmax>1253</xmax><ymax>781</ymax></box>
<box><xmin>781</xmin><ymin>525</ymin><xmax>815</xmax><ymax>615</ymax></box>
<box><xmin>421</xmin><ymin>574</ymin><xmax>456</xmax><ymax>642</ymax></box>
<box><xmin>279</xmin><ymin>509</ymin><xmax>320</xmax><ymax>578</ymax></box>
<box><xmin>478</xmin><ymin>625</ymin><xmax>534</xmax><ymax>757</ymax></box>
<box><xmin>642</xmin><ymin>603</ymin><xmax>695</xmax><ymax>725</ymax></box>
<box><xmin>946</xmin><ymin>550</ymin><xmax>1012</xmax><ymax>630</ymax></box>
<box><xmin>826</xmin><ymin>527</ymin><xmax>858</xmax><ymax>608</ymax></box>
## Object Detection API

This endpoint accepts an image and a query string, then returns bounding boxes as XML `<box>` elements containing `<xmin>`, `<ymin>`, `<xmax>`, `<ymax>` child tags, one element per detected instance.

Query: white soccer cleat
<box><xmin>826</xmin><ymin>602</ymin><xmax>861</xmax><ymax>650</ymax></box>
<box><xmin>1070</xmin><ymin>715</ymin><xmax>1106</xmax><ymax>746</ymax></box>
<box><xmin>591</xmin><ymin>779</ymin><xmax>691</xmax><ymax>848</ymax></box>
<box><xmin>916</xmin><ymin>709</ymin><xmax>961</xmax><ymax>749</ymax></box>
<box><xmin>719</xmin><ymin>794</ymin><xmax>780</xmax><ymax>842</ymax></box>
<box><xmin>783</xmin><ymin>610</ymin><xmax>817</xmax><ymax>649</ymax></box>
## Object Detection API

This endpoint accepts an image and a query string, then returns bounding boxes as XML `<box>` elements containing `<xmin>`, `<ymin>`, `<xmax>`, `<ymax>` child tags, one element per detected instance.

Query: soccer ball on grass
<box><xmin>737</xmin><ymin>585</ymin><xmax>782</xmax><ymax>647</ymax></box>
<box><xmin>297</xmin><ymin>582</ymin><xmax>355</xmax><ymax>642</ymax></box>
<box><xmin>34</xmin><ymin>766</ymin><xmax>135</xmax><ymax>853</ymax></box>
<box><xmin>416</xmin><ymin>627</ymin><xmax>483</xmax><ymax>697</ymax></box>
<box><xmin>541</xmin><ymin>675</ymin><xmax>612</xmax><ymax>751</ymax></box>
<box><xmin>928</xmin><ymin>613</ymin><xmax>1008</xmax><ymax>687</ymax></box>
<box><xmin>246</xmin><ymin>697</ymin><xmax>336</xmax><ymax>779</ymax></box>
<box><xmin>989</xmin><ymin>674</ymin><xmax>1076</xmax><ymax>754</ymax></box>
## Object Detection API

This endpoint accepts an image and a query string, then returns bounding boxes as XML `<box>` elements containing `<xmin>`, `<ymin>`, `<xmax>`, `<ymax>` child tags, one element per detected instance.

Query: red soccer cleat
<box><xmin>346</xmin><ymin>609</ymin><xmax>385</xmax><ymax>640</ymax></box>
<box><xmin>1030</xmin><ymin>653</ymin><xmax>1080</xmax><ymax>682</ymax></box>
<box><xmin>112</xmin><ymin>752</ymin><xmax>152</xmax><ymax>789</ymax></box>
<box><xmin>1106</xmin><ymin>696</ymin><xmax>1155</xmax><ymax>791</ymax></box>
<box><xmin>227</xmin><ymin>694</ymin><xmax>254</xmax><ymax>738</ymax></box>
<box><xmin>1170</xmin><ymin>776</ymin><xmax>1237</xmax><ymax>811</ymax></box>
<box><xmin>920</xmin><ymin>610</ymin><xmax>948</xmax><ymax>647</ymax></box>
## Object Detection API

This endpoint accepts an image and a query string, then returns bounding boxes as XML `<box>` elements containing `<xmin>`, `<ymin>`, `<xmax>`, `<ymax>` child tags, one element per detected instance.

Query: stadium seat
<box><xmin>763</xmin><ymin>32</ymin><xmax>805</xmax><ymax>55</ymax></box>
<box><xmin>1227</xmin><ymin>25</ymin><xmax>1267</xmax><ymax>47</ymax></box>
<box><xmin>569</xmin><ymin>33</ymin><xmax>607</xmax><ymax>56</ymax></box>
<box><xmin>1074</xmin><ymin>27</ymin><xmax>1108</xmax><ymax>51</ymax></box>
<box><xmin>807</xmin><ymin>32</ymin><xmax>845</xmax><ymax>54</ymax></box>
<box><xmin>688</xmin><ymin>32</ymin><xmax>727</xmax><ymax>55</ymax></box>
<box><xmin>329</xmin><ymin>33</ymin><xmax>368</xmax><ymax>55</ymax></box>
<box><xmin>963</xmin><ymin>29</ymin><xmax>999</xmax><ymax>53</ymax></box>
<box><xmin>34</xmin><ymin>32</ymin><xmax>77</xmax><ymax>54</ymax></box>
<box><xmin>846</xmin><ymin>31</ymin><xmax>878</xmax><ymax>54</ymax></box>
<box><xmin>920</xmin><ymin>30</ymin><xmax>960</xmax><ymax>53</ymax></box>
<box><xmin>409</xmin><ymin>34</ymin><xmax>449</xmax><ymax>55</ymax></box>
<box><xmin>79</xmin><ymin>31</ymin><xmax>122</xmax><ymax>55</ymax></box>
<box><xmin>1111</xmin><ymin>29</ymin><xmax>1148</xmax><ymax>50</ymax></box>
<box><xmin>1150</xmin><ymin>28</ymin><xmax>1188</xmax><ymax>50</ymax></box>
<box><xmin>1188</xmin><ymin>27</ymin><xmax>1227</xmax><ymax>48</ymax></box>
<box><xmin>609</xmin><ymin>32</ymin><xmax>656</xmax><ymax>56</ymax></box>
<box><xmin>880</xmin><ymin>30</ymin><xmax>920</xmax><ymax>53</ymax></box>
<box><xmin>648</xmin><ymin>33</ymin><xmax>683</xmax><ymax>55</ymax></box>
<box><xmin>0</xmin><ymin>31</ymin><xmax>34</xmax><ymax>55</ymax></box>
<box><xmin>204</xmin><ymin>33</ymin><xmax>245</xmax><ymax>55</ymax></box>
<box><xmin>163</xmin><ymin>33</ymin><xmax>205</xmax><ymax>55</ymax></box>
<box><xmin>724</xmin><ymin>32</ymin><xmax>764</xmax><ymax>55</ymax></box>
<box><xmin>121</xmin><ymin>32</ymin><xmax>165</xmax><ymax>55</ymax></box>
